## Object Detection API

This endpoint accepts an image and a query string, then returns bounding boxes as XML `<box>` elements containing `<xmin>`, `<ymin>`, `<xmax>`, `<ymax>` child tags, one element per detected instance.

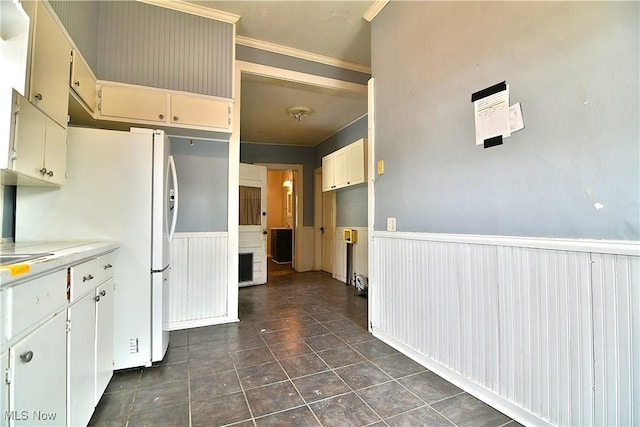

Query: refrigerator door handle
<box><xmin>168</xmin><ymin>155</ymin><xmax>179</xmax><ymax>242</ymax></box>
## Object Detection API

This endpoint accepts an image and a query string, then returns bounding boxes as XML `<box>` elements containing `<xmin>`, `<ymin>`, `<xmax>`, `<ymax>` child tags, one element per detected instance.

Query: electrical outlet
<box><xmin>387</xmin><ymin>217</ymin><xmax>396</xmax><ymax>232</ymax></box>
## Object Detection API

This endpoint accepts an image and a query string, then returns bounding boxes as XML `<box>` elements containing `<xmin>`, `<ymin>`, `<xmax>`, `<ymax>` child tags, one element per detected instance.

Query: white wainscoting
<box><xmin>295</xmin><ymin>226</ymin><xmax>315</xmax><ymax>272</ymax></box>
<box><xmin>168</xmin><ymin>232</ymin><xmax>233</xmax><ymax>330</ymax></box>
<box><xmin>334</xmin><ymin>227</ymin><xmax>369</xmax><ymax>283</ymax></box>
<box><xmin>371</xmin><ymin>231</ymin><xmax>639</xmax><ymax>427</ymax></box>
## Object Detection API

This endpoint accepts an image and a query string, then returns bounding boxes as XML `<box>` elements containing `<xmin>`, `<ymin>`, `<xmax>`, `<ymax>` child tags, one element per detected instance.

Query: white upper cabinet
<box><xmin>29</xmin><ymin>1</ymin><xmax>71</xmax><ymax>128</ymax></box>
<box><xmin>98</xmin><ymin>84</ymin><xmax>167</xmax><ymax>123</ymax></box>
<box><xmin>97</xmin><ymin>81</ymin><xmax>233</xmax><ymax>133</ymax></box>
<box><xmin>70</xmin><ymin>50</ymin><xmax>97</xmax><ymax>112</ymax></box>
<box><xmin>10</xmin><ymin>92</ymin><xmax>67</xmax><ymax>186</ymax></box>
<box><xmin>170</xmin><ymin>94</ymin><xmax>231</xmax><ymax>129</ymax></box>
<box><xmin>322</xmin><ymin>138</ymin><xmax>367</xmax><ymax>192</ymax></box>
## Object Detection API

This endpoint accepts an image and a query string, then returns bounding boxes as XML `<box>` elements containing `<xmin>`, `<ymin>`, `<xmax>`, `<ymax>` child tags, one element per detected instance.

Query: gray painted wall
<box><xmin>171</xmin><ymin>138</ymin><xmax>228</xmax><ymax>232</ymax></box>
<box><xmin>50</xmin><ymin>1</ymin><xmax>100</xmax><ymax>71</ymax></box>
<box><xmin>237</xmin><ymin>45</ymin><xmax>370</xmax><ymax>85</ymax></box>
<box><xmin>315</xmin><ymin>116</ymin><xmax>368</xmax><ymax>227</ymax></box>
<box><xmin>240</xmin><ymin>143</ymin><xmax>315</xmax><ymax>227</ymax></box>
<box><xmin>371</xmin><ymin>2</ymin><xmax>639</xmax><ymax>240</ymax></box>
<box><xmin>97</xmin><ymin>1</ymin><xmax>233</xmax><ymax>98</ymax></box>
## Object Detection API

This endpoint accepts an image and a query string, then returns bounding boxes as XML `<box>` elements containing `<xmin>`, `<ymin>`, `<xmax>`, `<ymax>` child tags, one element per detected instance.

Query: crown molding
<box><xmin>363</xmin><ymin>0</ymin><xmax>390</xmax><ymax>22</ymax></box>
<box><xmin>236</xmin><ymin>36</ymin><xmax>371</xmax><ymax>75</ymax></box>
<box><xmin>136</xmin><ymin>0</ymin><xmax>240</xmax><ymax>23</ymax></box>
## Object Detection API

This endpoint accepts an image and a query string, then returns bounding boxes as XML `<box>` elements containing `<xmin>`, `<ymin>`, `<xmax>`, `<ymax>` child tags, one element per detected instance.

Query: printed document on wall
<box><xmin>473</xmin><ymin>85</ymin><xmax>510</xmax><ymax>145</ymax></box>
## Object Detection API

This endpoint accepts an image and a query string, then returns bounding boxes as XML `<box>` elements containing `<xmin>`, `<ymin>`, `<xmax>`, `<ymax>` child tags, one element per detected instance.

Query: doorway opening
<box><xmin>263</xmin><ymin>165</ymin><xmax>300</xmax><ymax>275</ymax></box>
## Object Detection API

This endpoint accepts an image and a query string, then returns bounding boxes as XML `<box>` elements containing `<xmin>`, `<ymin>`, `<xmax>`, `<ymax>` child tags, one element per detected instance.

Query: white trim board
<box><xmin>372</xmin><ymin>230</ymin><xmax>640</xmax><ymax>256</ymax></box>
<box><xmin>237</xmin><ymin>36</ymin><xmax>370</xmax><ymax>74</ymax></box>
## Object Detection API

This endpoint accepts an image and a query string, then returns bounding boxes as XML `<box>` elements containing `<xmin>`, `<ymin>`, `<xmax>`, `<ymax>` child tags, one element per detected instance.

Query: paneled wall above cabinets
<box><xmin>97</xmin><ymin>1</ymin><xmax>234</xmax><ymax>98</ymax></box>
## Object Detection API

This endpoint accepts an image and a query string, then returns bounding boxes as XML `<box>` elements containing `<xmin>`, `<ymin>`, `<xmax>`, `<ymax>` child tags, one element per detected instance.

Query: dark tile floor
<box><xmin>90</xmin><ymin>263</ymin><xmax>520</xmax><ymax>427</ymax></box>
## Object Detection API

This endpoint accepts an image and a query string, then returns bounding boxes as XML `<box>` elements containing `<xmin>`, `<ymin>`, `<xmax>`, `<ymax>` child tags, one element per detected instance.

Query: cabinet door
<box><xmin>333</xmin><ymin>149</ymin><xmax>348</xmax><ymax>189</ymax></box>
<box><xmin>68</xmin><ymin>292</ymin><xmax>96</xmax><ymax>427</ymax></box>
<box><xmin>13</xmin><ymin>95</ymin><xmax>46</xmax><ymax>180</ymax></box>
<box><xmin>0</xmin><ymin>351</ymin><xmax>7</xmax><ymax>427</ymax></box>
<box><xmin>30</xmin><ymin>1</ymin><xmax>71</xmax><ymax>128</ymax></box>
<box><xmin>345</xmin><ymin>139</ymin><xmax>365</xmax><ymax>186</ymax></box>
<box><xmin>95</xmin><ymin>278</ymin><xmax>114</xmax><ymax>403</ymax></box>
<box><xmin>170</xmin><ymin>95</ymin><xmax>231</xmax><ymax>130</ymax></box>
<box><xmin>322</xmin><ymin>154</ymin><xmax>335</xmax><ymax>192</ymax></box>
<box><xmin>70</xmin><ymin>50</ymin><xmax>97</xmax><ymax>112</ymax></box>
<box><xmin>10</xmin><ymin>313</ymin><xmax>66</xmax><ymax>426</ymax></box>
<box><xmin>99</xmin><ymin>85</ymin><xmax>167</xmax><ymax>123</ymax></box>
<box><xmin>42</xmin><ymin>118</ymin><xmax>66</xmax><ymax>185</ymax></box>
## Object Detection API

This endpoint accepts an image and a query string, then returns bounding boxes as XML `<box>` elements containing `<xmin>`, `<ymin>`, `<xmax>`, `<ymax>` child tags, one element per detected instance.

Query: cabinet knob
<box><xmin>20</xmin><ymin>351</ymin><xmax>34</xmax><ymax>363</ymax></box>
<box><xmin>35</xmin><ymin>93</ymin><xmax>43</xmax><ymax>101</ymax></box>
<box><xmin>74</xmin><ymin>81</ymin><xmax>80</xmax><ymax>87</ymax></box>
<box><xmin>82</xmin><ymin>274</ymin><xmax>94</xmax><ymax>282</ymax></box>
<box><xmin>46</xmin><ymin>170</ymin><xmax>54</xmax><ymax>177</ymax></box>
<box><xmin>159</xmin><ymin>114</ymin><xmax>164</xmax><ymax>119</ymax></box>
<box><xmin>100</xmin><ymin>290</ymin><xmax>106</xmax><ymax>297</ymax></box>
<box><xmin>104</xmin><ymin>263</ymin><xmax>113</xmax><ymax>270</ymax></box>
<box><xmin>173</xmin><ymin>116</ymin><xmax>179</xmax><ymax>121</ymax></box>
<box><xmin>94</xmin><ymin>295</ymin><xmax>101</xmax><ymax>302</ymax></box>
<box><xmin>39</xmin><ymin>167</ymin><xmax>47</xmax><ymax>175</ymax></box>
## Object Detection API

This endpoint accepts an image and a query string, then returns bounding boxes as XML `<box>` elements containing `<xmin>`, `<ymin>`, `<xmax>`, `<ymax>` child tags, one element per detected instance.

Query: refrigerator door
<box><xmin>151</xmin><ymin>268</ymin><xmax>170</xmax><ymax>362</ymax></box>
<box><xmin>149</xmin><ymin>129</ymin><xmax>172</xmax><ymax>271</ymax></box>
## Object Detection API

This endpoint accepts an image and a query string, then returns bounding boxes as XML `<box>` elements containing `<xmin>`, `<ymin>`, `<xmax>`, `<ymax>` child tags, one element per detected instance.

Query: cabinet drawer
<box><xmin>6</xmin><ymin>269</ymin><xmax>67</xmax><ymax>340</ymax></box>
<box><xmin>96</xmin><ymin>251</ymin><xmax>116</xmax><ymax>283</ymax></box>
<box><xmin>69</xmin><ymin>258</ymin><xmax>99</xmax><ymax>301</ymax></box>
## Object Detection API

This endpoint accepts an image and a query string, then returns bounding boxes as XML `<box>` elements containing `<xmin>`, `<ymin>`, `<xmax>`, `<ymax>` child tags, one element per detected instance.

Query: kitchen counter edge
<box><xmin>0</xmin><ymin>241</ymin><xmax>120</xmax><ymax>287</ymax></box>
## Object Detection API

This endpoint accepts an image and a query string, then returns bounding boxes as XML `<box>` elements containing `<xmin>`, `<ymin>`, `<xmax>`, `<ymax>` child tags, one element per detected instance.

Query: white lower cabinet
<box><xmin>68</xmin><ymin>291</ymin><xmax>96</xmax><ymax>427</ymax></box>
<box><xmin>0</xmin><ymin>351</ymin><xmax>7</xmax><ymax>427</ymax></box>
<box><xmin>95</xmin><ymin>279</ymin><xmax>114</xmax><ymax>401</ymax></box>
<box><xmin>10</xmin><ymin>312</ymin><xmax>67</xmax><ymax>426</ymax></box>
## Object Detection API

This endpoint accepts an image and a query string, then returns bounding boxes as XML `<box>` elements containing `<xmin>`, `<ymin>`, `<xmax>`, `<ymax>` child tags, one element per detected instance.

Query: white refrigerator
<box><xmin>15</xmin><ymin>127</ymin><xmax>179</xmax><ymax>369</ymax></box>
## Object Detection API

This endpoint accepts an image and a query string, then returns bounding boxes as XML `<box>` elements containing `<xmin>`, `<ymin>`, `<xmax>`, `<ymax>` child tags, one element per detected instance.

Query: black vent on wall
<box><xmin>239</xmin><ymin>253</ymin><xmax>253</xmax><ymax>282</ymax></box>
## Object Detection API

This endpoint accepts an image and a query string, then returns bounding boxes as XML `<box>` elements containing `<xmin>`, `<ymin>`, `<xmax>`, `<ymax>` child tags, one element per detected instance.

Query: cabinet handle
<box><xmin>94</xmin><ymin>295</ymin><xmax>101</xmax><ymax>302</ymax></box>
<box><xmin>46</xmin><ymin>170</ymin><xmax>54</xmax><ymax>177</ymax></box>
<box><xmin>82</xmin><ymin>274</ymin><xmax>94</xmax><ymax>282</ymax></box>
<box><xmin>159</xmin><ymin>114</ymin><xmax>164</xmax><ymax>119</ymax></box>
<box><xmin>35</xmin><ymin>93</ymin><xmax>43</xmax><ymax>101</ymax></box>
<box><xmin>20</xmin><ymin>351</ymin><xmax>34</xmax><ymax>363</ymax></box>
<box><xmin>103</xmin><ymin>263</ymin><xmax>113</xmax><ymax>270</ymax></box>
<box><xmin>74</xmin><ymin>81</ymin><xmax>80</xmax><ymax>87</ymax></box>
<box><xmin>173</xmin><ymin>116</ymin><xmax>179</xmax><ymax>121</ymax></box>
<box><xmin>39</xmin><ymin>167</ymin><xmax>47</xmax><ymax>175</ymax></box>
<box><xmin>100</xmin><ymin>290</ymin><xmax>106</xmax><ymax>297</ymax></box>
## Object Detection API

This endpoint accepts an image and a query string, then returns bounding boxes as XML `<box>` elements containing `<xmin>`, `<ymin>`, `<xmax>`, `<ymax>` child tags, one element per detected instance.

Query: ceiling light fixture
<box><xmin>286</xmin><ymin>106</ymin><xmax>312</xmax><ymax>122</ymax></box>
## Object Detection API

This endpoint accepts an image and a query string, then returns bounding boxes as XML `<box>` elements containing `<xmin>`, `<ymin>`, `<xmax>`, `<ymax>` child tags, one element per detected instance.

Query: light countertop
<box><xmin>0</xmin><ymin>241</ymin><xmax>120</xmax><ymax>287</ymax></box>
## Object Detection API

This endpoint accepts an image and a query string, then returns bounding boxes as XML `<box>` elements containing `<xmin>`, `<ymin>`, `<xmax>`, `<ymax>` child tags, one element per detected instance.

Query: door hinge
<box><xmin>5</xmin><ymin>368</ymin><xmax>11</xmax><ymax>385</ymax></box>
<box><xmin>97</xmin><ymin>102</ymin><xmax>101</xmax><ymax>112</ymax></box>
<box><xmin>65</xmin><ymin>320</ymin><xmax>71</xmax><ymax>332</ymax></box>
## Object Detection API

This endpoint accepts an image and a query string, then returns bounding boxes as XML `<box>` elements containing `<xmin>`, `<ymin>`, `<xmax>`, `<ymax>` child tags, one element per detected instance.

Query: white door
<box><xmin>239</xmin><ymin>163</ymin><xmax>267</xmax><ymax>286</ymax></box>
<box><xmin>322</xmin><ymin>186</ymin><xmax>336</xmax><ymax>274</ymax></box>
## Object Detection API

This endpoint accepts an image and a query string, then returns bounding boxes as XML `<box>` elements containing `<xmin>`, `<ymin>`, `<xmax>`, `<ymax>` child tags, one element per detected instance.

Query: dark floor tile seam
<box><xmin>423</xmin><ymin>389</ymin><xmax>467</xmax><ymax>406</ymax></box>
<box><xmin>232</xmin><ymin>364</ymin><xmax>258</xmax><ymax>424</ymax></box>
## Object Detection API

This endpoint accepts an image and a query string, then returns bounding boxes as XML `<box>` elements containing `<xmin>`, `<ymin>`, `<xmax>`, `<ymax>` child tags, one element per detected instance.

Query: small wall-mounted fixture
<box><xmin>282</xmin><ymin>178</ymin><xmax>293</xmax><ymax>188</ymax></box>
<box><xmin>286</xmin><ymin>106</ymin><xmax>312</xmax><ymax>122</ymax></box>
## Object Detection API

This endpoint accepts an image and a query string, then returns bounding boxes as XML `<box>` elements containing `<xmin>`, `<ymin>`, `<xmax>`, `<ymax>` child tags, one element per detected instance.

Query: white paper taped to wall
<box><xmin>509</xmin><ymin>102</ymin><xmax>524</xmax><ymax>133</ymax></box>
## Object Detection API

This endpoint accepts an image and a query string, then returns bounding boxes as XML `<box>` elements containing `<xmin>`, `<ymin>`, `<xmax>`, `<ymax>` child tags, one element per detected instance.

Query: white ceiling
<box><xmin>189</xmin><ymin>1</ymin><xmax>375</xmax><ymax>146</ymax></box>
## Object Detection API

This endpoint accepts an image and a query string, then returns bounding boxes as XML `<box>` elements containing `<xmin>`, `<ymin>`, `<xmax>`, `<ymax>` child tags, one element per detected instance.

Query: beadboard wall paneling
<box><xmin>371</xmin><ymin>231</ymin><xmax>639</xmax><ymax>426</ymax></box>
<box><xmin>168</xmin><ymin>232</ymin><xmax>229</xmax><ymax>330</ymax></box>
<box><xmin>97</xmin><ymin>1</ymin><xmax>233</xmax><ymax>98</ymax></box>
<box><xmin>49</xmin><ymin>0</ymin><xmax>100</xmax><ymax>70</ymax></box>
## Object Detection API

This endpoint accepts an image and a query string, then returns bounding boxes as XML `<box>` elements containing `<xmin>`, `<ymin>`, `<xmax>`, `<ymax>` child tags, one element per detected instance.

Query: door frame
<box><xmin>229</xmin><ymin>60</ymin><xmax>368</xmax><ymax>321</ymax></box>
<box><xmin>258</xmin><ymin>163</ymin><xmax>303</xmax><ymax>271</ymax></box>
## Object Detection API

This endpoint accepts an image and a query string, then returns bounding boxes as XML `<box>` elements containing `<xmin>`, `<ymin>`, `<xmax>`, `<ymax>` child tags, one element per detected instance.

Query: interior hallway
<box><xmin>89</xmin><ymin>263</ymin><xmax>520</xmax><ymax>426</ymax></box>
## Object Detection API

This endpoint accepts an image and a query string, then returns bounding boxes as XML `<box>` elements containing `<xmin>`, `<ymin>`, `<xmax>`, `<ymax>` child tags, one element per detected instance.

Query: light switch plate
<box><xmin>387</xmin><ymin>217</ymin><xmax>396</xmax><ymax>232</ymax></box>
